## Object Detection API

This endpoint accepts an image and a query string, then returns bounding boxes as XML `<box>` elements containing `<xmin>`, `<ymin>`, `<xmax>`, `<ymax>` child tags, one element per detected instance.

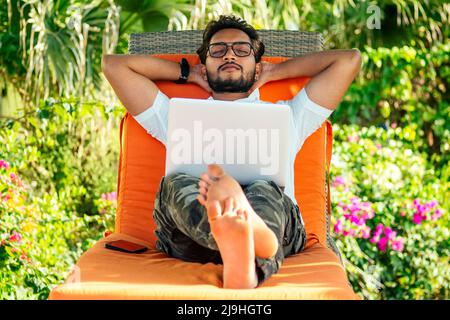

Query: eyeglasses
<box><xmin>207</xmin><ymin>42</ymin><xmax>254</xmax><ymax>58</ymax></box>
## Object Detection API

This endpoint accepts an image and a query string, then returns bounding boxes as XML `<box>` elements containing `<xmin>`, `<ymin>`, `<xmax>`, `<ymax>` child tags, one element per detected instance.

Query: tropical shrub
<box><xmin>331</xmin><ymin>42</ymin><xmax>449</xmax><ymax>170</ymax></box>
<box><xmin>0</xmin><ymin>159</ymin><xmax>116</xmax><ymax>299</ymax></box>
<box><xmin>0</xmin><ymin>0</ymin><xmax>121</xmax><ymax>111</ymax></box>
<box><xmin>0</xmin><ymin>98</ymin><xmax>119</xmax><ymax>299</ymax></box>
<box><xmin>0</xmin><ymin>98</ymin><xmax>122</xmax><ymax>215</ymax></box>
<box><xmin>330</xmin><ymin>124</ymin><xmax>449</xmax><ymax>300</ymax></box>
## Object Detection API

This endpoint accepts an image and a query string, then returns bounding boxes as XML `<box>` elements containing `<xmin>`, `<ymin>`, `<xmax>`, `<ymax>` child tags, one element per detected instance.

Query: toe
<box><xmin>207</xmin><ymin>164</ymin><xmax>225</xmax><ymax>178</ymax></box>
<box><xmin>199</xmin><ymin>186</ymin><xmax>208</xmax><ymax>196</ymax></box>
<box><xmin>197</xmin><ymin>194</ymin><xmax>207</xmax><ymax>207</ymax></box>
<box><xmin>207</xmin><ymin>200</ymin><xmax>222</xmax><ymax>221</ymax></box>
<box><xmin>224</xmin><ymin>197</ymin><xmax>235</xmax><ymax>214</ymax></box>
<box><xmin>241</xmin><ymin>209</ymin><xmax>249</xmax><ymax>221</ymax></box>
<box><xmin>198</xmin><ymin>180</ymin><xmax>209</xmax><ymax>189</ymax></box>
<box><xmin>200</xmin><ymin>173</ymin><xmax>214</xmax><ymax>185</ymax></box>
<box><xmin>236</xmin><ymin>209</ymin><xmax>245</xmax><ymax>220</ymax></box>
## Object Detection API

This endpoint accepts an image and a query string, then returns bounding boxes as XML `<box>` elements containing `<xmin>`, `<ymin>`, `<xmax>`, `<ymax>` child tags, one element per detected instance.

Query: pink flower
<box><xmin>361</xmin><ymin>226</ymin><xmax>371</xmax><ymax>239</ymax></box>
<box><xmin>102</xmin><ymin>191</ymin><xmax>118</xmax><ymax>202</ymax></box>
<box><xmin>384</xmin><ymin>227</ymin><xmax>397</xmax><ymax>240</ymax></box>
<box><xmin>350</xmin><ymin>197</ymin><xmax>360</xmax><ymax>204</ymax></box>
<box><xmin>348</xmin><ymin>134</ymin><xmax>360</xmax><ymax>143</ymax></box>
<box><xmin>370</xmin><ymin>235</ymin><xmax>380</xmax><ymax>244</ymax></box>
<box><xmin>375</xmin><ymin>143</ymin><xmax>382</xmax><ymax>150</ymax></box>
<box><xmin>363</xmin><ymin>212</ymin><xmax>373</xmax><ymax>220</ymax></box>
<box><xmin>333</xmin><ymin>176</ymin><xmax>347</xmax><ymax>188</ymax></box>
<box><xmin>426</xmin><ymin>200</ymin><xmax>438</xmax><ymax>208</ymax></box>
<box><xmin>391</xmin><ymin>122</ymin><xmax>397</xmax><ymax>129</ymax></box>
<box><xmin>361</xmin><ymin>201</ymin><xmax>372</xmax><ymax>208</ymax></box>
<box><xmin>417</xmin><ymin>204</ymin><xmax>427</xmax><ymax>215</ymax></box>
<box><xmin>349</xmin><ymin>213</ymin><xmax>360</xmax><ymax>225</ymax></box>
<box><xmin>431</xmin><ymin>209</ymin><xmax>442</xmax><ymax>221</ymax></box>
<box><xmin>349</xmin><ymin>204</ymin><xmax>360</xmax><ymax>213</ymax></box>
<box><xmin>9</xmin><ymin>173</ymin><xmax>24</xmax><ymax>187</ymax></box>
<box><xmin>0</xmin><ymin>160</ymin><xmax>10</xmax><ymax>170</ymax></box>
<box><xmin>374</xmin><ymin>223</ymin><xmax>384</xmax><ymax>236</ymax></box>
<box><xmin>391</xmin><ymin>238</ymin><xmax>405</xmax><ymax>252</ymax></box>
<box><xmin>9</xmin><ymin>231</ymin><xmax>22</xmax><ymax>243</ymax></box>
<box><xmin>334</xmin><ymin>219</ymin><xmax>344</xmax><ymax>234</ymax></box>
<box><xmin>413</xmin><ymin>213</ymin><xmax>423</xmax><ymax>224</ymax></box>
<box><xmin>353</xmin><ymin>217</ymin><xmax>365</xmax><ymax>226</ymax></box>
<box><xmin>377</xmin><ymin>237</ymin><xmax>389</xmax><ymax>252</ymax></box>
<box><xmin>343</xmin><ymin>229</ymin><xmax>355</xmax><ymax>237</ymax></box>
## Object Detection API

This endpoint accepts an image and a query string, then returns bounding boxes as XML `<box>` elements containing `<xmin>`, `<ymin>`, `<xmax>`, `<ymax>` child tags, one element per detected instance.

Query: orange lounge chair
<box><xmin>49</xmin><ymin>31</ymin><xmax>359</xmax><ymax>300</ymax></box>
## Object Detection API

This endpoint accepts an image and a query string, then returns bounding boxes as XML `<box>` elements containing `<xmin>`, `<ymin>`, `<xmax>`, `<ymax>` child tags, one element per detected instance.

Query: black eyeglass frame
<box><xmin>207</xmin><ymin>41</ymin><xmax>255</xmax><ymax>58</ymax></box>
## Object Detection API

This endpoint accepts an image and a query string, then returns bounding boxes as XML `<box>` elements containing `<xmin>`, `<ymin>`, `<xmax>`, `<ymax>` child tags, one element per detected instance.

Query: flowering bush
<box><xmin>0</xmin><ymin>98</ymin><xmax>120</xmax><ymax>299</ymax></box>
<box><xmin>0</xmin><ymin>98</ymin><xmax>122</xmax><ymax>216</ymax></box>
<box><xmin>330</xmin><ymin>124</ymin><xmax>449</xmax><ymax>299</ymax></box>
<box><xmin>0</xmin><ymin>159</ymin><xmax>116</xmax><ymax>299</ymax></box>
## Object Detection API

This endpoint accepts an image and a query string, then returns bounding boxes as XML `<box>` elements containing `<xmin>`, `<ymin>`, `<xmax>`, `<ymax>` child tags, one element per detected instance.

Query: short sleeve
<box><xmin>283</xmin><ymin>88</ymin><xmax>334</xmax><ymax>152</ymax></box>
<box><xmin>132</xmin><ymin>90</ymin><xmax>170</xmax><ymax>145</ymax></box>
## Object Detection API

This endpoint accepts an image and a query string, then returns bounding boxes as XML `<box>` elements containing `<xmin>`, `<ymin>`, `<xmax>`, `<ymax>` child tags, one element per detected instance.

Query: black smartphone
<box><xmin>105</xmin><ymin>240</ymin><xmax>148</xmax><ymax>254</ymax></box>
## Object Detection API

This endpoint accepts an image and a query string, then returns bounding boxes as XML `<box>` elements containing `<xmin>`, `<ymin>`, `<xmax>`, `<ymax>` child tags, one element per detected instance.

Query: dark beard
<box><xmin>206</xmin><ymin>69</ymin><xmax>256</xmax><ymax>93</ymax></box>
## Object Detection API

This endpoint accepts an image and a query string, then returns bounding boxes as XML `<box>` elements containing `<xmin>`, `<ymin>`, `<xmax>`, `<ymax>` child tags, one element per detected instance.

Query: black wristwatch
<box><xmin>174</xmin><ymin>58</ymin><xmax>190</xmax><ymax>84</ymax></box>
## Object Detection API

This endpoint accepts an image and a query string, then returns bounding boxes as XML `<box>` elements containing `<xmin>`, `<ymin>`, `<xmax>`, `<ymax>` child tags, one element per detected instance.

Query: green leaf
<box><xmin>142</xmin><ymin>11</ymin><xmax>170</xmax><ymax>31</ymax></box>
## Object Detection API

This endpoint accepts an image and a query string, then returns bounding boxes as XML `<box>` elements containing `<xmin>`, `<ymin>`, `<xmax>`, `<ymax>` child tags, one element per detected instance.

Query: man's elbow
<box><xmin>348</xmin><ymin>49</ymin><xmax>362</xmax><ymax>75</ymax></box>
<box><xmin>102</xmin><ymin>54</ymin><xmax>119</xmax><ymax>77</ymax></box>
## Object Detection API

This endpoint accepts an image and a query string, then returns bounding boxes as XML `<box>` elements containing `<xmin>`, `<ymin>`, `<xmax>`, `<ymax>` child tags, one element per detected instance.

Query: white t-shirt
<box><xmin>134</xmin><ymin>87</ymin><xmax>333</xmax><ymax>210</ymax></box>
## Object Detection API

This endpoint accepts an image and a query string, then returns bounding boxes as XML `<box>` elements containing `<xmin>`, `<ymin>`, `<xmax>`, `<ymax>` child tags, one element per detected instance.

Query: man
<box><xmin>102</xmin><ymin>15</ymin><xmax>361</xmax><ymax>289</ymax></box>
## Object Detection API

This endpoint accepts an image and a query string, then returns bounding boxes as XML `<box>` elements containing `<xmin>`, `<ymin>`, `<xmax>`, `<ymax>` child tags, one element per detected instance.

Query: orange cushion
<box><xmin>115</xmin><ymin>54</ymin><xmax>330</xmax><ymax>249</ymax></box>
<box><xmin>49</xmin><ymin>232</ymin><xmax>358</xmax><ymax>300</ymax></box>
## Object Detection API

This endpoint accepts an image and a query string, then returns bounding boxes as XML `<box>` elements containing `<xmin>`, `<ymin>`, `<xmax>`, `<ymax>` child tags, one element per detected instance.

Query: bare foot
<box><xmin>197</xmin><ymin>164</ymin><xmax>279</xmax><ymax>259</ymax></box>
<box><xmin>206</xmin><ymin>197</ymin><xmax>258</xmax><ymax>289</ymax></box>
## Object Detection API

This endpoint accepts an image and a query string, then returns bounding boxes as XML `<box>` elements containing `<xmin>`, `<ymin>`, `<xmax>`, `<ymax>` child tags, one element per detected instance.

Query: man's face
<box><xmin>202</xmin><ymin>28</ymin><xmax>261</xmax><ymax>93</ymax></box>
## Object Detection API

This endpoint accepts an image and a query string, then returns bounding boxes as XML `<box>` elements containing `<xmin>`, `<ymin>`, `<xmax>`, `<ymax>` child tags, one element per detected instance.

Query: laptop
<box><xmin>165</xmin><ymin>97</ymin><xmax>291</xmax><ymax>187</ymax></box>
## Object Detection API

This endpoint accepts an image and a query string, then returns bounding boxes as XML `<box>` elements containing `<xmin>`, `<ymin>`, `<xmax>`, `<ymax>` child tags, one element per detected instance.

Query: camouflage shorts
<box><xmin>153</xmin><ymin>172</ymin><xmax>307</xmax><ymax>286</ymax></box>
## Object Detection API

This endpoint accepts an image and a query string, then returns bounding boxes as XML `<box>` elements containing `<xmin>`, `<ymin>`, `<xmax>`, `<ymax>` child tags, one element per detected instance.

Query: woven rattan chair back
<box><xmin>129</xmin><ymin>30</ymin><xmax>323</xmax><ymax>56</ymax></box>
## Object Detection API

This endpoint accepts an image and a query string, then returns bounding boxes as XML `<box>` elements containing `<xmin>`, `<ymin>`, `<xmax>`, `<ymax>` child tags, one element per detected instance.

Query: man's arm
<box><xmin>256</xmin><ymin>49</ymin><xmax>362</xmax><ymax>110</ymax></box>
<box><xmin>101</xmin><ymin>55</ymin><xmax>183</xmax><ymax>116</ymax></box>
<box><xmin>102</xmin><ymin>55</ymin><xmax>211</xmax><ymax>116</ymax></box>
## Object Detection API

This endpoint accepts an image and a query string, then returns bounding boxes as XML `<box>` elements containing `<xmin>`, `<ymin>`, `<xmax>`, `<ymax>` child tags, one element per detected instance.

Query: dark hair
<box><xmin>196</xmin><ymin>15</ymin><xmax>265</xmax><ymax>64</ymax></box>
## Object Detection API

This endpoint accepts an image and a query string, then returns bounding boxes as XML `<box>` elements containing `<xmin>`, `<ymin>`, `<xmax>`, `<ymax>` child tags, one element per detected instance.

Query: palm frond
<box><xmin>1</xmin><ymin>0</ymin><xmax>121</xmax><ymax>112</ymax></box>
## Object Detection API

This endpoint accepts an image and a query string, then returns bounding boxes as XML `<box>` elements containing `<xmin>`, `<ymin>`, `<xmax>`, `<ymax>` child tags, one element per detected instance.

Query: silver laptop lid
<box><xmin>165</xmin><ymin>97</ymin><xmax>291</xmax><ymax>187</ymax></box>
